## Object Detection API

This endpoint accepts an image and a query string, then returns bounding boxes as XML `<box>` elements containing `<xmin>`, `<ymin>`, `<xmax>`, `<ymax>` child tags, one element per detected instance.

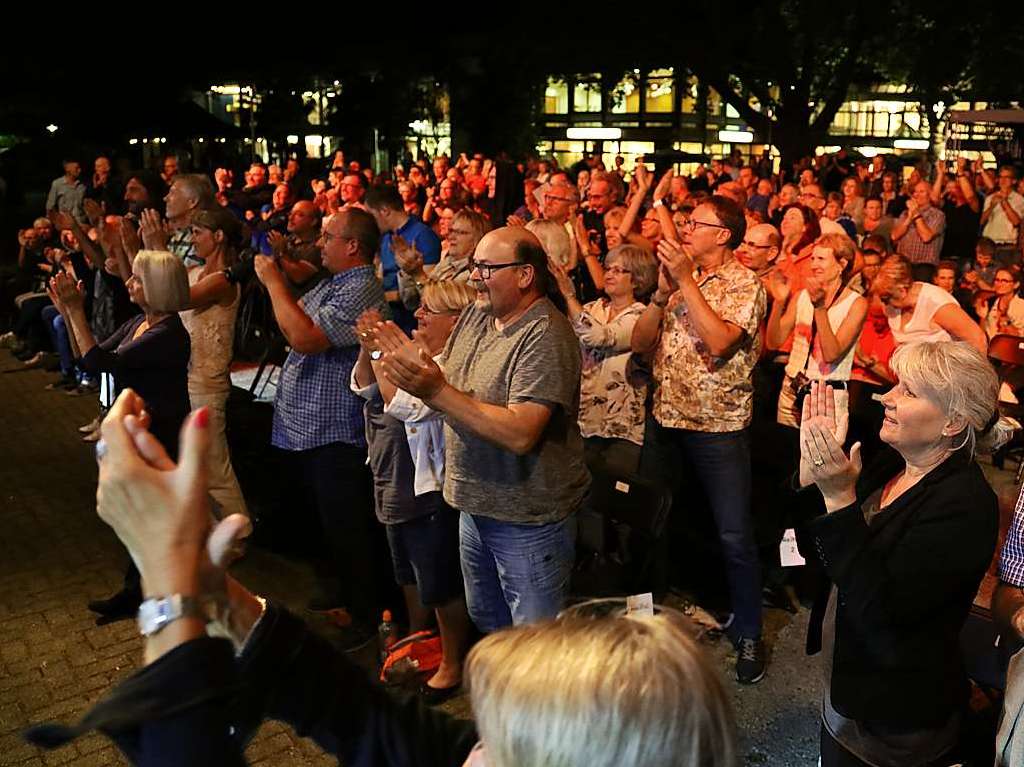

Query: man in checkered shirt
<box><xmin>995</xmin><ymin>482</ymin><xmax>1024</xmax><ymax>642</ymax></box>
<box><xmin>255</xmin><ymin>207</ymin><xmax>386</xmax><ymax>643</ymax></box>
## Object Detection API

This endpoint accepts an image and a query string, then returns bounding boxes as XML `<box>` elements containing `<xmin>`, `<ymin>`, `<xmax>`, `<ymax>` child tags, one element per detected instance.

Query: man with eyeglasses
<box><xmin>339</xmin><ymin>173</ymin><xmax>367</xmax><ymax>211</ymax></box>
<box><xmin>981</xmin><ymin>165</ymin><xmax>1024</xmax><ymax>266</ymax></box>
<box><xmin>378</xmin><ymin>226</ymin><xmax>588</xmax><ymax>633</ymax></box>
<box><xmin>735</xmin><ymin>223</ymin><xmax>781</xmax><ymax>291</ymax></box>
<box><xmin>540</xmin><ymin>181</ymin><xmax>580</xmax><ymax>269</ymax></box>
<box><xmin>799</xmin><ymin>182</ymin><xmax>847</xmax><ymax>237</ymax></box>
<box><xmin>254</xmin><ymin>208</ymin><xmax>387</xmax><ymax>646</ymax></box>
<box><xmin>632</xmin><ymin>196</ymin><xmax>768</xmax><ymax>684</ymax></box>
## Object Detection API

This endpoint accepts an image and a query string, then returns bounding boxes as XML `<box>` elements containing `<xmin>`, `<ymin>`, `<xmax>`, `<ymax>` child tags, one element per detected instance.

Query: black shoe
<box><xmin>14</xmin><ymin>346</ymin><xmax>37</xmax><ymax>361</ymax></box>
<box><xmin>418</xmin><ymin>682</ymin><xmax>462</xmax><ymax>705</ymax></box>
<box><xmin>45</xmin><ymin>373</ymin><xmax>78</xmax><ymax>391</ymax></box>
<box><xmin>736</xmin><ymin>637</ymin><xmax>767</xmax><ymax>684</ymax></box>
<box><xmin>88</xmin><ymin>589</ymin><xmax>142</xmax><ymax>620</ymax></box>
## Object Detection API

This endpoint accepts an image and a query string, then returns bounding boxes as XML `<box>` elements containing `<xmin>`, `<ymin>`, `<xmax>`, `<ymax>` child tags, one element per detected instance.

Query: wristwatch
<box><xmin>137</xmin><ymin>595</ymin><xmax>208</xmax><ymax>637</ymax></box>
<box><xmin>370</xmin><ymin>350</ymin><xmax>383</xmax><ymax>361</ymax></box>
<box><xmin>652</xmin><ymin>198</ymin><xmax>665</xmax><ymax>209</ymax></box>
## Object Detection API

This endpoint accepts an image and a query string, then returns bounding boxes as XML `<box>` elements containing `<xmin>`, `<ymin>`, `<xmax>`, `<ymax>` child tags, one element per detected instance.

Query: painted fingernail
<box><xmin>195</xmin><ymin>407</ymin><xmax>210</xmax><ymax>429</ymax></box>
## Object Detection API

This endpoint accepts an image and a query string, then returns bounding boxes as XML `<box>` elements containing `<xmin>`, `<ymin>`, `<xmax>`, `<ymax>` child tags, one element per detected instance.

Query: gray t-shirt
<box><xmin>441</xmin><ymin>297</ymin><xmax>589</xmax><ymax>524</ymax></box>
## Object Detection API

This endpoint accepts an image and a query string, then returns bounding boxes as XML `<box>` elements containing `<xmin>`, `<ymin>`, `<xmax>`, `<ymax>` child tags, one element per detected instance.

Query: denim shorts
<box><xmin>385</xmin><ymin>493</ymin><xmax>463</xmax><ymax>607</ymax></box>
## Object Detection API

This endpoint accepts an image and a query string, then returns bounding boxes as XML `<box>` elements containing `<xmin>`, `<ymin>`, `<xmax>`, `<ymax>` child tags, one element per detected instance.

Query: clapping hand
<box><xmin>139</xmin><ymin>209</ymin><xmax>169</xmax><ymax>251</ymax></box>
<box><xmin>119</xmin><ymin>218</ymin><xmax>142</xmax><ymax>260</ymax></box>
<box><xmin>634</xmin><ymin>159</ymin><xmax>652</xmax><ymax>194</ymax></box>
<box><xmin>806</xmin><ymin>276</ymin><xmax>827</xmax><ymax>308</ymax></box>
<box><xmin>376</xmin><ymin>320</ymin><xmax>447</xmax><ymax>400</ymax></box>
<box><xmin>49</xmin><ymin>269</ymin><xmax>85</xmax><ymax>311</ymax></box>
<box><xmin>656</xmin><ymin>237</ymin><xmax>695</xmax><ymax>286</ymax></box>
<box><xmin>49</xmin><ymin>210</ymin><xmax>77</xmax><ymax>232</ymax></box>
<box><xmin>653</xmin><ymin>168</ymin><xmax>675</xmax><ymax>202</ymax></box>
<box><xmin>253</xmin><ymin>255</ymin><xmax>281</xmax><ymax>286</ymax></box>
<box><xmin>356</xmin><ymin>308</ymin><xmax>385</xmax><ymax>352</ymax></box>
<box><xmin>267</xmin><ymin>230</ymin><xmax>287</xmax><ymax>256</ymax></box>
<box><xmin>506</xmin><ymin>214</ymin><xmax>527</xmax><ymax>228</ymax></box>
<box><xmin>547</xmin><ymin>254</ymin><xmax>576</xmax><ymax>299</ymax></box>
<box><xmin>392</xmin><ymin>236</ymin><xmax>424</xmax><ymax>274</ymax></box>
<box><xmin>798</xmin><ymin>382</ymin><xmax>861</xmax><ymax>509</ymax></box>
<box><xmin>83</xmin><ymin>198</ymin><xmax>104</xmax><ymax>227</ymax></box>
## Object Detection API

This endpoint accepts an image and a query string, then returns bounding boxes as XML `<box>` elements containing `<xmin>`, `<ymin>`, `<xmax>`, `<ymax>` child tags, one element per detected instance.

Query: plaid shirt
<box><xmin>271</xmin><ymin>264</ymin><xmax>385</xmax><ymax>451</ymax></box>
<box><xmin>1000</xmin><ymin>482</ymin><xmax>1024</xmax><ymax>587</ymax></box>
<box><xmin>168</xmin><ymin>227</ymin><xmax>202</xmax><ymax>267</ymax></box>
<box><xmin>894</xmin><ymin>205</ymin><xmax>946</xmax><ymax>265</ymax></box>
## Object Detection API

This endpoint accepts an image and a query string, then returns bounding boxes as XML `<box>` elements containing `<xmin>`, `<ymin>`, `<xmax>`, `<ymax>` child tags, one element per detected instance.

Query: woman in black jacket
<box><xmin>799</xmin><ymin>341</ymin><xmax>1006</xmax><ymax>766</ymax></box>
<box><xmin>50</xmin><ymin>249</ymin><xmax>191</xmax><ymax>625</ymax></box>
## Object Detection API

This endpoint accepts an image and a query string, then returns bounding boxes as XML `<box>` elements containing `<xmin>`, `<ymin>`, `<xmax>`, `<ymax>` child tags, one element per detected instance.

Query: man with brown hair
<box><xmin>632</xmin><ymin>195</ymin><xmax>768</xmax><ymax>684</ymax></box>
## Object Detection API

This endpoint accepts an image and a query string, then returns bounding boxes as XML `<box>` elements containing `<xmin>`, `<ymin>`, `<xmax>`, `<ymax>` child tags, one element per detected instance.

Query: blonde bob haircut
<box><xmin>133</xmin><ymin>250</ymin><xmax>191</xmax><ymax>313</ymax></box>
<box><xmin>421</xmin><ymin>280</ymin><xmax>476</xmax><ymax>315</ymax></box>
<box><xmin>606</xmin><ymin>244</ymin><xmax>658</xmax><ymax>298</ymax></box>
<box><xmin>466</xmin><ymin>609</ymin><xmax>736</xmax><ymax>767</ymax></box>
<box><xmin>525</xmin><ymin>218</ymin><xmax>571</xmax><ymax>267</ymax></box>
<box><xmin>889</xmin><ymin>340</ymin><xmax>1003</xmax><ymax>456</ymax></box>
<box><xmin>452</xmin><ymin>208</ymin><xmax>490</xmax><ymax>253</ymax></box>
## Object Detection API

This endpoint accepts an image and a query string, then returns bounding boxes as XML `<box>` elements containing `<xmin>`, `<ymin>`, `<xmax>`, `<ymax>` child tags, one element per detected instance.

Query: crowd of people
<box><xmin>9</xmin><ymin>142</ymin><xmax>1024</xmax><ymax>766</ymax></box>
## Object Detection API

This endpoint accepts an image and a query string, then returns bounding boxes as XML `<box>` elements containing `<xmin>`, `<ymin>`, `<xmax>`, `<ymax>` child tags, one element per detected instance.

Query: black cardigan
<box><xmin>25</xmin><ymin>603</ymin><xmax>478</xmax><ymax>767</ymax></box>
<box><xmin>806</xmin><ymin>448</ymin><xmax>997</xmax><ymax>729</ymax></box>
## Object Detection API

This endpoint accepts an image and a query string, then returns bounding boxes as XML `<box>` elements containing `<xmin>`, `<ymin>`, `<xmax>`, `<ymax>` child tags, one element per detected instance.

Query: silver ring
<box><xmin>813</xmin><ymin>458</ymin><xmax>824</xmax><ymax>467</ymax></box>
<box><xmin>95</xmin><ymin>438</ymin><xmax>107</xmax><ymax>464</ymax></box>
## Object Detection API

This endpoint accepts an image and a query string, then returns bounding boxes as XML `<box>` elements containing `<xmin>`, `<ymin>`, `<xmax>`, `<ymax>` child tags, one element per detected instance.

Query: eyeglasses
<box><xmin>682</xmin><ymin>219</ymin><xmax>730</xmax><ymax>232</ymax></box>
<box><xmin>320</xmin><ymin>230</ymin><xmax>354</xmax><ymax>244</ymax></box>
<box><xmin>740</xmin><ymin>240</ymin><xmax>774</xmax><ymax>250</ymax></box>
<box><xmin>469</xmin><ymin>259</ymin><xmax>526</xmax><ymax>279</ymax></box>
<box><xmin>994</xmin><ymin>277</ymin><xmax>1016</xmax><ymax>283</ymax></box>
<box><xmin>449</xmin><ymin>228</ymin><xmax>473</xmax><ymax>236</ymax></box>
<box><xmin>604</xmin><ymin>265</ymin><xmax>631</xmax><ymax>276</ymax></box>
<box><xmin>798</xmin><ymin>192</ymin><xmax>824</xmax><ymax>201</ymax></box>
<box><xmin>544</xmin><ymin>194</ymin><xmax>574</xmax><ymax>203</ymax></box>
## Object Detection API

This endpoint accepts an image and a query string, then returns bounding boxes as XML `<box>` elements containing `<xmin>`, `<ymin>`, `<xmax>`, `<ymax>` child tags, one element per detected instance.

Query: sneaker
<box><xmin>736</xmin><ymin>637</ymin><xmax>767</xmax><ymax>684</ymax></box>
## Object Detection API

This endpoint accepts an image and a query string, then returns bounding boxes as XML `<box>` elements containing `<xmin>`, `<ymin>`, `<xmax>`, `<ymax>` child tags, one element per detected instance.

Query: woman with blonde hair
<box><xmin>871</xmin><ymin>255</ymin><xmax>986</xmax><ymax>354</ymax></box>
<box><xmin>352</xmin><ymin>279</ymin><xmax>478</xmax><ymax>702</ymax></box>
<box><xmin>767</xmin><ymin>233</ymin><xmax>868</xmax><ymax>428</ymax></box>
<box><xmin>549</xmin><ymin>244</ymin><xmax>657</xmax><ymax>475</ymax></box>
<box><xmin>48</xmin><ymin>249</ymin><xmax>191</xmax><ymax>624</ymax></box>
<box><xmin>799</xmin><ymin>340</ymin><xmax>1008</xmax><ymax>766</ymax></box>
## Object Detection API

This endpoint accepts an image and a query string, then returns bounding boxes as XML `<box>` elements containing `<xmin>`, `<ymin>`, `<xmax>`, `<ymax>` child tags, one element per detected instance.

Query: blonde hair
<box><xmin>871</xmin><ymin>255</ymin><xmax>914</xmax><ymax>297</ymax></box>
<box><xmin>606</xmin><ymin>244</ymin><xmax>658</xmax><ymax>298</ymax></box>
<box><xmin>889</xmin><ymin>341</ymin><xmax>1003</xmax><ymax>456</ymax></box>
<box><xmin>452</xmin><ymin>208</ymin><xmax>490</xmax><ymax>253</ymax></box>
<box><xmin>466</xmin><ymin>610</ymin><xmax>736</xmax><ymax>767</ymax></box>
<box><xmin>526</xmin><ymin>218</ymin><xmax>572</xmax><ymax>267</ymax></box>
<box><xmin>421</xmin><ymin>280</ymin><xmax>476</xmax><ymax>314</ymax></box>
<box><xmin>133</xmin><ymin>250</ymin><xmax>190</xmax><ymax>313</ymax></box>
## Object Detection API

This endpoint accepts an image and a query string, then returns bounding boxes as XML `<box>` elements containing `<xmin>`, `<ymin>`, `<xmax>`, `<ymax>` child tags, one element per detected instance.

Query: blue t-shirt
<box><xmin>380</xmin><ymin>216</ymin><xmax>442</xmax><ymax>294</ymax></box>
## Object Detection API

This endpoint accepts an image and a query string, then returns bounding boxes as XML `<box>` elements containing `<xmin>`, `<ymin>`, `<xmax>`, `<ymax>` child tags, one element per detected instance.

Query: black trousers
<box><xmin>288</xmin><ymin>441</ymin><xmax>380</xmax><ymax>622</ymax></box>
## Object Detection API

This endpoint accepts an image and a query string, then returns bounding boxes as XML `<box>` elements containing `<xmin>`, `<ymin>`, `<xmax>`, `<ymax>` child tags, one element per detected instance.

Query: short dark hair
<box><xmin>937</xmin><ymin>260</ymin><xmax>959</xmax><ymax>274</ymax></box>
<box><xmin>977</xmin><ymin>236</ymin><xmax>996</xmax><ymax>256</ymax></box>
<box><xmin>364</xmin><ymin>183</ymin><xmax>404</xmax><ymax>213</ymax></box>
<box><xmin>706</xmin><ymin>195</ymin><xmax>746</xmax><ymax>249</ymax></box>
<box><xmin>338</xmin><ymin>207</ymin><xmax>379</xmax><ymax>261</ymax></box>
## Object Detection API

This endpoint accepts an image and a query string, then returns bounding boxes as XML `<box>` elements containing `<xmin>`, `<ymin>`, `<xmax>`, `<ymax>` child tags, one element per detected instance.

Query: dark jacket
<box><xmin>806</xmin><ymin>448</ymin><xmax>998</xmax><ymax>728</ymax></box>
<box><xmin>25</xmin><ymin>603</ymin><xmax>478</xmax><ymax>767</ymax></box>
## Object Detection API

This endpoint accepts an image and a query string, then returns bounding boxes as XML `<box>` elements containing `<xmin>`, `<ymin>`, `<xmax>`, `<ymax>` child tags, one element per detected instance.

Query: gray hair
<box><xmin>466</xmin><ymin>609</ymin><xmax>736</xmax><ymax>767</ymax></box>
<box><xmin>889</xmin><ymin>341</ymin><xmax>1004</xmax><ymax>456</ymax></box>
<box><xmin>172</xmin><ymin>174</ymin><xmax>216</xmax><ymax>211</ymax></box>
<box><xmin>526</xmin><ymin>218</ymin><xmax>571</xmax><ymax>267</ymax></box>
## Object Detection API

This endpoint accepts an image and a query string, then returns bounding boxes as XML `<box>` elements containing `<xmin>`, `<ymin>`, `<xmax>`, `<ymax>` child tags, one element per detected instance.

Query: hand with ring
<box><xmin>798</xmin><ymin>381</ymin><xmax>862</xmax><ymax>512</ymax></box>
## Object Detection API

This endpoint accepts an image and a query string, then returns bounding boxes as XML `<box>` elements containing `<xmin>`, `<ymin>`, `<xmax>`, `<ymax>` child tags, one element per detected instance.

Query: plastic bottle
<box><xmin>378</xmin><ymin>609</ymin><xmax>398</xmax><ymax>664</ymax></box>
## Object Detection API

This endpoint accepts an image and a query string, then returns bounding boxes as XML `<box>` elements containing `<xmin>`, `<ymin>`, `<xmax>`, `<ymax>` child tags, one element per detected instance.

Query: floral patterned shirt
<box><xmin>652</xmin><ymin>257</ymin><xmax>766</xmax><ymax>433</ymax></box>
<box><xmin>576</xmin><ymin>299</ymin><xmax>648</xmax><ymax>445</ymax></box>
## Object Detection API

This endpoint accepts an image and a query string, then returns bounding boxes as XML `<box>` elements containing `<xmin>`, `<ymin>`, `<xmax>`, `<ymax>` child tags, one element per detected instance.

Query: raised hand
<box><xmin>653</xmin><ymin>168</ymin><xmax>675</xmax><ymax>201</ymax></box>
<box><xmin>376</xmin><ymin>320</ymin><xmax>447</xmax><ymax>399</ymax></box>
<box><xmin>634</xmin><ymin>159</ymin><xmax>652</xmax><ymax>193</ymax></box>
<box><xmin>49</xmin><ymin>210</ymin><xmax>77</xmax><ymax>232</ymax></box>
<box><xmin>547</xmin><ymin>254</ymin><xmax>576</xmax><ymax>299</ymax></box>
<box><xmin>138</xmin><ymin>208</ymin><xmax>169</xmax><ymax>251</ymax></box>
<box><xmin>267</xmin><ymin>230</ymin><xmax>287</xmax><ymax>255</ymax></box>
<box><xmin>49</xmin><ymin>270</ymin><xmax>86</xmax><ymax>309</ymax></box>
<box><xmin>798</xmin><ymin>381</ymin><xmax>860</xmax><ymax>503</ymax></box>
<box><xmin>83</xmin><ymin>198</ymin><xmax>104</xmax><ymax>227</ymax></box>
<box><xmin>355</xmin><ymin>308</ymin><xmax>385</xmax><ymax>352</ymax></box>
<box><xmin>656</xmin><ymin>237</ymin><xmax>695</xmax><ymax>286</ymax></box>
<box><xmin>506</xmin><ymin>214</ymin><xmax>527</xmax><ymax>228</ymax></box>
<box><xmin>119</xmin><ymin>218</ymin><xmax>142</xmax><ymax>260</ymax></box>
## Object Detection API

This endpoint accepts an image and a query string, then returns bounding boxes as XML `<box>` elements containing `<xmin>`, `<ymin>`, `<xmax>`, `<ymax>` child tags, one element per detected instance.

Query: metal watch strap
<box><xmin>137</xmin><ymin>595</ymin><xmax>207</xmax><ymax>637</ymax></box>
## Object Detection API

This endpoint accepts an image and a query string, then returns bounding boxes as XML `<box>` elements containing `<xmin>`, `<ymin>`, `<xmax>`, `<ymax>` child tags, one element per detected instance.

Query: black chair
<box><xmin>573</xmin><ymin>468</ymin><xmax>673</xmax><ymax>600</ymax></box>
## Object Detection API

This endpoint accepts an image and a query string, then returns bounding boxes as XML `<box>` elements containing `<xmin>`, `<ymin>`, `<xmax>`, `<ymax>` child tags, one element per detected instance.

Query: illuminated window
<box><xmin>574</xmin><ymin>75</ymin><xmax>602</xmax><ymax>113</ymax></box>
<box><xmin>645</xmin><ymin>68</ymin><xmax>674</xmax><ymax>113</ymax></box>
<box><xmin>609</xmin><ymin>73</ymin><xmax>640</xmax><ymax>114</ymax></box>
<box><xmin>544</xmin><ymin>77</ymin><xmax>569</xmax><ymax>114</ymax></box>
<box><xmin>679</xmin><ymin>75</ymin><xmax>699</xmax><ymax>114</ymax></box>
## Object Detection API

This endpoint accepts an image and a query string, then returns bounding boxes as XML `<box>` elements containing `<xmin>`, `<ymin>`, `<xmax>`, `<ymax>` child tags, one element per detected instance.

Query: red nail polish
<box><xmin>195</xmin><ymin>407</ymin><xmax>209</xmax><ymax>429</ymax></box>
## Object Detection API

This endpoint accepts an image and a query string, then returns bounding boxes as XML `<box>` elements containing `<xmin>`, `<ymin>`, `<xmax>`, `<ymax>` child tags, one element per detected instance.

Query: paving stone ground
<box><xmin>1</xmin><ymin>350</ymin><xmax>1017</xmax><ymax>766</ymax></box>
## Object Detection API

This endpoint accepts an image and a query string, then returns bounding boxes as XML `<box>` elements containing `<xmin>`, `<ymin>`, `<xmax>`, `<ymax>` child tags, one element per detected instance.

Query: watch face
<box><xmin>370</xmin><ymin>350</ymin><xmax>383</xmax><ymax>361</ymax></box>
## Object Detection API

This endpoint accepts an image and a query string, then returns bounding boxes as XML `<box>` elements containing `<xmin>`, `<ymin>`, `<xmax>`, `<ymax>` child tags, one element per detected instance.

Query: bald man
<box><xmin>381</xmin><ymin>226</ymin><xmax>589</xmax><ymax>632</ymax></box>
<box><xmin>735</xmin><ymin>223</ymin><xmax>782</xmax><ymax>290</ymax></box>
<box><xmin>267</xmin><ymin>200</ymin><xmax>325</xmax><ymax>296</ymax></box>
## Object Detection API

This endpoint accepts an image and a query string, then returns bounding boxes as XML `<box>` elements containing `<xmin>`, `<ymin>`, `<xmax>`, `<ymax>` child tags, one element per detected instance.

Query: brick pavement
<box><xmin>0</xmin><ymin>356</ymin><xmax>336</xmax><ymax>766</ymax></box>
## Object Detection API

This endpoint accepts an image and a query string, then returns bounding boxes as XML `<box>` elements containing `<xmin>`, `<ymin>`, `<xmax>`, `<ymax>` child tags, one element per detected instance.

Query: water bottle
<box><xmin>378</xmin><ymin>609</ymin><xmax>398</xmax><ymax>664</ymax></box>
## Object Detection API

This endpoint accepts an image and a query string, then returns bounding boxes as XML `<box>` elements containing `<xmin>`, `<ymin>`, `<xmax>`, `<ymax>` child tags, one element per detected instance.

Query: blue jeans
<box><xmin>659</xmin><ymin>426</ymin><xmax>762</xmax><ymax>638</ymax></box>
<box><xmin>459</xmin><ymin>512</ymin><xmax>577</xmax><ymax>633</ymax></box>
<box><xmin>42</xmin><ymin>305</ymin><xmax>73</xmax><ymax>376</ymax></box>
